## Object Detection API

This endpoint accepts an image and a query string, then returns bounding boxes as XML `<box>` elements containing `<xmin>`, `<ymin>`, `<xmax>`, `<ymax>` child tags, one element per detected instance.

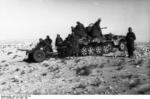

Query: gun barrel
<box><xmin>18</xmin><ymin>49</ymin><xmax>30</xmax><ymax>52</ymax></box>
<box><xmin>101</xmin><ymin>27</ymin><xmax>107</xmax><ymax>29</ymax></box>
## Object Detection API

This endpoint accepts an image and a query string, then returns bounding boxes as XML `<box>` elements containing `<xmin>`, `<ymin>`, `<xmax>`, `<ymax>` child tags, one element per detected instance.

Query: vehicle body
<box><xmin>78</xmin><ymin>33</ymin><xmax>127</xmax><ymax>56</ymax></box>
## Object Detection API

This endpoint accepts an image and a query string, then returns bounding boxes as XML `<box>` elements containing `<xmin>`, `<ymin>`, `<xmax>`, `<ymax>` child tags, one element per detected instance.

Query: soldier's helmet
<box><xmin>46</xmin><ymin>35</ymin><xmax>50</xmax><ymax>39</ymax></box>
<box><xmin>76</xmin><ymin>21</ymin><xmax>80</xmax><ymax>25</ymax></box>
<box><xmin>98</xmin><ymin>18</ymin><xmax>101</xmax><ymax>22</ymax></box>
<box><xmin>57</xmin><ymin>34</ymin><xmax>60</xmax><ymax>37</ymax></box>
<box><xmin>128</xmin><ymin>27</ymin><xmax>132</xmax><ymax>32</ymax></box>
<box><xmin>39</xmin><ymin>38</ymin><xmax>43</xmax><ymax>42</ymax></box>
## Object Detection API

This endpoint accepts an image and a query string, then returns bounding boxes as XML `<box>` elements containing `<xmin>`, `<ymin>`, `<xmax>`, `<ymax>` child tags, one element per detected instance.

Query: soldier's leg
<box><xmin>57</xmin><ymin>47</ymin><xmax>63</xmax><ymax>58</ymax></box>
<box><xmin>67</xmin><ymin>47</ymin><xmax>71</xmax><ymax>57</ymax></box>
<box><xmin>130</xmin><ymin>48</ymin><xmax>134</xmax><ymax>57</ymax></box>
<box><xmin>76</xmin><ymin>47</ymin><xmax>79</xmax><ymax>57</ymax></box>
<box><xmin>127</xmin><ymin>45</ymin><xmax>131</xmax><ymax>58</ymax></box>
<box><xmin>49</xmin><ymin>47</ymin><xmax>53</xmax><ymax>52</ymax></box>
<box><xmin>129</xmin><ymin>48</ymin><xmax>134</xmax><ymax>58</ymax></box>
<box><xmin>128</xmin><ymin>49</ymin><xmax>132</xmax><ymax>58</ymax></box>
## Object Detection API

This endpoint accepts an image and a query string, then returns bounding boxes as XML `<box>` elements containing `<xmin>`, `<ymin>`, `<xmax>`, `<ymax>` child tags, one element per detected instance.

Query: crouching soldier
<box><xmin>126</xmin><ymin>27</ymin><xmax>136</xmax><ymax>58</ymax></box>
<box><xmin>35</xmin><ymin>38</ymin><xmax>46</xmax><ymax>50</ymax></box>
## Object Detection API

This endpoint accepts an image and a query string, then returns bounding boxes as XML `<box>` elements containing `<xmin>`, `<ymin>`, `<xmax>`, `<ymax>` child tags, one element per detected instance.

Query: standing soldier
<box><xmin>64</xmin><ymin>33</ymin><xmax>74</xmax><ymax>56</ymax></box>
<box><xmin>126</xmin><ymin>27</ymin><xmax>136</xmax><ymax>58</ymax></box>
<box><xmin>55</xmin><ymin>34</ymin><xmax>64</xmax><ymax>57</ymax></box>
<box><xmin>55</xmin><ymin>34</ymin><xmax>63</xmax><ymax>48</ymax></box>
<box><xmin>72</xmin><ymin>27</ymin><xmax>80</xmax><ymax>57</ymax></box>
<box><xmin>45</xmin><ymin>35</ymin><xmax>53</xmax><ymax>52</ymax></box>
<box><xmin>45</xmin><ymin>35</ymin><xmax>52</xmax><ymax>44</ymax></box>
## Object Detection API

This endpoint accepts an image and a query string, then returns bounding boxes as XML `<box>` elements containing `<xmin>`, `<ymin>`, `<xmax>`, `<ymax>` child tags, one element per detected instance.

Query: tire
<box><xmin>119</xmin><ymin>41</ymin><xmax>126</xmax><ymax>51</ymax></box>
<box><xmin>88</xmin><ymin>46</ymin><xmax>95</xmax><ymax>55</ymax></box>
<box><xmin>95</xmin><ymin>46</ymin><xmax>103</xmax><ymax>55</ymax></box>
<box><xmin>103</xmin><ymin>42</ymin><xmax>113</xmax><ymax>54</ymax></box>
<box><xmin>80</xmin><ymin>46</ymin><xmax>88</xmax><ymax>56</ymax></box>
<box><xmin>33</xmin><ymin>50</ymin><xmax>46</xmax><ymax>62</ymax></box>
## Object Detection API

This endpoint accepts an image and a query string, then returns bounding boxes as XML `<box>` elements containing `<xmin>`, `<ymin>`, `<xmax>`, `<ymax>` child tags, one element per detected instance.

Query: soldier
<box><xmin>65</xmin><ymin>33</ymin><xmax>74</xmax><ymax>56</ymax></box>
<box><xmin>55</xmin><ymin>34</ymin><xmax>63</xmax><ymax>47</ymax></box>
<box><xmin>74</xmin><ymin>21</ymin><xmax>87</xmax><ymax>38</ymax></box>
<box><xmin>55</xmin><ymin>34</ymin><xmax>64</xmax><ymax>56</ymax></box>
<box><xmin>91</xmin><ymin>18</ymin><xmax>103</xmax><ymax>39</ymax></box>
<box><xmin>86</xmin><ymin>23</ymin><xmax>94</xmax><ymax>37</ymax></box>
<box><xmin>72</xmin><ymin>30</ymin><xmax>80</xmax><ymax>57</ymax></box>
<box><xmin>126</xmin><ymin>27</ymin><xmax>136</xmax><ymax>58</ymax></box>
<box><xmin>35</xmin><ymin>38</ymin><xmax>46</xmax><ymax>50</ymax></box>
<box><xmin>45</xmin><ymin>35</ymin><xmax>52</xmax><ymax>44</ymax></box>
<box><xmin>45</xmin><ymin>35</ymin><xmax>53</xmax><ymax>52</ymax></box>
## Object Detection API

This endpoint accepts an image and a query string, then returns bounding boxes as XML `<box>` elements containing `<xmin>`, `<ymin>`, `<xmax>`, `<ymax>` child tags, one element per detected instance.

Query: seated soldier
<box><xmin>74</xmin><ymin>21</ymin><xmax>87</xmax><ymax>39</ymax></box>
<box><xmin>91</xmin><ymin>18</ymin><xmax>103</xmax><ymax>39</ymax></box>
<box><xmin>35</xmin><ymin>38</ymin><xmax>46</xmax><ymax>50</ymax></box>
<box><xmin>86</xmin><ymin>23</ymin><xmax>94</xmax><ymax>37</ymax></box>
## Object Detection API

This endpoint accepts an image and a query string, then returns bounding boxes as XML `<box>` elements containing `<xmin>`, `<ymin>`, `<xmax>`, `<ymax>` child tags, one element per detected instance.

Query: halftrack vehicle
<box><xmin>57</xmin><ymin>33</ymin><xmax>127</xmax><ymax>57</ymax></box>
<box><xmin>57</xmin><ymin>19</ymin><xmax>127</xmax><ymax>57</ymax></box>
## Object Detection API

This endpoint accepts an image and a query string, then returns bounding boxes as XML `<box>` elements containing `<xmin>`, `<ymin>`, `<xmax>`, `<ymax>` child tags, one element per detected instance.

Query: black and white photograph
<box><xmin>0</xmin><ymin>0</ymin><xmax>150</xmax><ymax>97</ymax></box>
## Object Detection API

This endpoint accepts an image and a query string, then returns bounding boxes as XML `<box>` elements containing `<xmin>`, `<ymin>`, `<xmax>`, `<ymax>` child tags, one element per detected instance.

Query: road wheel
<box><xmin>103</xmin><ymin>42</ymin><xmax>113</xmax><ymax>54</ymax></box>
<box><xmin>119</xmin><ymin>41</ymin><xmax>126</xmax><ymax>51</ymax></box>
<box><xmin>33</xmin><ymin>50</ymin><xmax>46</xmax><ymax>62</ymax></box>
<box><xmin>95</xmin><ymin>46</ymin><xmax>103</xmax><ymax>55</ymax></box>
<box><xmin>80</xmin><ymin>46</ymin><xmax>88</xmax><ymax>56</ymax></box>
<box><xmin>88</xmin><ymin>46</ymin><xmax>95</xmax><ymax>55</ymax></box>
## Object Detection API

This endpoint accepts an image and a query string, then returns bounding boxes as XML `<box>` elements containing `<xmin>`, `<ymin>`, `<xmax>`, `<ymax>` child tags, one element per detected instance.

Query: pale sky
<box><xmin>0</xmin><ymin>0</ymin><xmax>150</xmax><ymax>42</ymax></box>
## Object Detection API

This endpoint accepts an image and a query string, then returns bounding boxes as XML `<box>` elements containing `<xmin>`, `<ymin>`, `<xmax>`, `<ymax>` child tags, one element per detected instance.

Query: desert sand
<box><xmin>0</xmin><ymin>42</ymin><xmax>150</xmax><ymax>95</ymax></box>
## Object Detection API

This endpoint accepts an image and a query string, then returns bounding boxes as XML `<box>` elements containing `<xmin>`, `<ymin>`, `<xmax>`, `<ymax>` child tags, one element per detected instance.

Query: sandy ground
<box><xmin>0</xmin><ymin>42</ymin><xmax>150</xmax><ymax>95</ymax></box>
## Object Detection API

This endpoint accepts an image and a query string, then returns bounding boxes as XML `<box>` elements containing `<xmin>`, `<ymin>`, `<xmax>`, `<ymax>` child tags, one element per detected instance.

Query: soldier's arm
<box><xmin>126</xmin><ymin>33</ymin><xmax>129</xmax><ymax>40</ymax></box>
<box><xmin>50</xmin><ymin>39</ymin><xmax>52</xmax><ymax>43</ymax></box>
<box><xmin>55</xmin><ymin>39</ymin><xmax>58</xmax><ymax>46</ymax></box>
<box><xmin>43</xmin><ymin>40</ymin><xmax>52</xmax><ymax>47</ymax></box>
<box><xmin>133</xmin><ymin>32</ymin><xmax>136</xmax><ymax>40</ymax></box>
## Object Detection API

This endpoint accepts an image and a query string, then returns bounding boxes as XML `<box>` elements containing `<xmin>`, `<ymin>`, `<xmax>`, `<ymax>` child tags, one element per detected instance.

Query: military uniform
<box><xmin>55</xmin><ymin>35</ymin><xmax>64</xmax><ymax>57</ymax></box>
<box><xmin>74</xmin><ymin>22</ymin><xmax>87</xmax><ymax>39</ymax></box>
<box><xmin>36</xmin><ymin>39</ymin><xmax>46</xmax><ymax>49</ymax></box>
<box><xmin>72</xmin><ymin>32</ymin><xmax>79</xmax><ymax>56</ymax></box>
<box><xmin>45</xmin><ymin>36</ymin><xmax>53</xmax><ymax>52</ymax></box>
<box><xmin>91</xmin><ymin>19</ymin><xmax>103</xmax><ymax>39</ymax></box>
<box><xmin>45</xmin><ymin>36</ymin><xmax>52</xmax><ymax>44</ymax></box>
<box><xmin>126</xmin><ymin>27</ymin><xmax>136</xmax><ymax>58</ymax></box>
<box><xmin>55</xmin><ymin>35</ymin><xmax>63</xmax><ymax>47</ymax></box>
<box><xmin>65</xmin><ymin>34</ymin><xmax>74</xmax><ymax>56</ymax></box>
